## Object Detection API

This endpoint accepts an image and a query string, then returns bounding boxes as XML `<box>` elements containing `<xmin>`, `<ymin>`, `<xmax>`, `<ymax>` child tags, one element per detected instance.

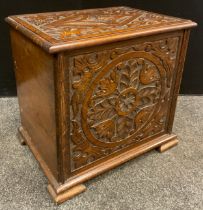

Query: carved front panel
<box><xmin>68</xmin><ymin>36</ymin><xmax>180</xmax><ymax>171</ymax></box>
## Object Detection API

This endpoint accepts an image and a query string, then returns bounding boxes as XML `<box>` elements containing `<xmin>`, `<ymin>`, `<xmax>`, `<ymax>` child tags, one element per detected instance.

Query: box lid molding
<box><xmin>6</xmin><ymin>7</ymin><xmax>197</xmax><ymax>53</ymax></box>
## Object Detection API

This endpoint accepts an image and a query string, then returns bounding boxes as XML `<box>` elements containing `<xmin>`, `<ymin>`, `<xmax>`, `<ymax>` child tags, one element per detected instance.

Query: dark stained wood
<box><xmin>167</xmin><ymin>29</ymin><xmax>191</xmax><ymax>132</ymax></box>
<box><xmin>10</xmin><ymin>29</ymin><xmax>58</xmax><ymax>179</ymax></box>
<box><xmin>157</xmin><ymin>138</ymin><xmax>179</xmax><ymax>153</ymax></box>
<box><xmin>47</xmin><ymin>184</ymin><xmax>86</xmax><ymax>204</ymax></box>
<box><xmin>6</xmin><ymin>7</ymin><xmax>197</xmax><ymax>204</ymax></box>
<box><xmin>54</xmin><ymin>53</ymin><xmax>70</xmax><ymax>182</ymax></box>
<box><xmin>18</xmin><ymin>126</ymin><xmax>60</xmax><ymax>190</ymax></box>
<box><xmin>67</xmin><ymin>31</ymin><xmax>183</xmax><ymax>173</ymax></box>
<box><xmin>57</xmin><ymin>133</ymin><xmax>178</xmax><ymax>194</ymax></box>
<box><xmin>5</xmin><ymin>7</ymin><xmax>197</xmax><ymax>53</ymax></box>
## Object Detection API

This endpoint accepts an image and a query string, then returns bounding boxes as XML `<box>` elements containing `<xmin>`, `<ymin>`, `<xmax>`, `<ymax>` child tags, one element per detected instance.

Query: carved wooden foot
<box><xmin>47</xmin><ymin>184</ymin><xmax>86</xmax><ymax>204</ymax></box>
<box><xmin>18</xmin><ymin>127</ymin><xmax>27</xmax><ymax>145</ymax></box>
<box><xmin>157</xmin><ymin>138</ymin><xmax>179</xmax><ymax>153</ymax></box>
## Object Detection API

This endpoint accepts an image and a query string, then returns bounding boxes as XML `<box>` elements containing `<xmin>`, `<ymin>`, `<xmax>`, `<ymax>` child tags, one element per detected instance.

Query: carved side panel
<box><xmin>68</xmin><ymin>36</ymin><xmax>180</xmax><ymax>171</ymax></box>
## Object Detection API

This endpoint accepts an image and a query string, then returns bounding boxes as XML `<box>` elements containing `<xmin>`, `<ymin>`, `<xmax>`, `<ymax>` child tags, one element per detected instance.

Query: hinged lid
<box><xmin>6</xmin><ymin>6</ymin><xmax>197</xmax><ymax>53</ymax></box>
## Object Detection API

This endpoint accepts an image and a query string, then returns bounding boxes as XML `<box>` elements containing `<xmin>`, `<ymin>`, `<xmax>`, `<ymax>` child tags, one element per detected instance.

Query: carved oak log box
<box><xmin>6</xmin><ymin>7</ymin><xmax>197</xmax><ymax>204</ymax></box>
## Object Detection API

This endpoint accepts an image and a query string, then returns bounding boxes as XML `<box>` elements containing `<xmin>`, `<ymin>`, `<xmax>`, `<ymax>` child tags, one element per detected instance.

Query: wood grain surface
<box><xmin>6</xmin><ymin>7</ymin><xmax>197</xmax><ymax>53</ymax></box>
<box><xmin>7</xmin><ymin>6</ymin><xmax>197</xmax><ymax>203</ymax></box>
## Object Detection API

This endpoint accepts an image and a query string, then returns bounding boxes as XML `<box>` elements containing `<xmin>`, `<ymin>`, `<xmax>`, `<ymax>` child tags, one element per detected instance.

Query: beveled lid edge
<box><xmin>5</xmin><ymin>16</ymin><xmax>53</xmax><ymax>53</ymax></box>
<box><xmin>5</xmin><ymin>14</ymin><xmax>197</xmax><ymax>54</ymax></box>
<box><xmin>49</xmin><ymin>21</ymin><xmax>197</xmax><ymax>53</ymax></box>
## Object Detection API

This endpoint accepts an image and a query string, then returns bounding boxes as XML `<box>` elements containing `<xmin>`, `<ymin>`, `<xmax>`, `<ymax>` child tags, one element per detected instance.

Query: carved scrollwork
<box><xmin>15</xmin><ymin>7</ymin><xmax>185</xmax><ymax>44</ymax></box>
<box><xmin>69</xmin><ymin>36</ymin><xmax>179</xmax><ymax>170</ymax></box>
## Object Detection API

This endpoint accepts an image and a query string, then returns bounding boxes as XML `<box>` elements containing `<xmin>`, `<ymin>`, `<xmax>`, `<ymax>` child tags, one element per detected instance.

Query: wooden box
<box><xmin>6</xmin><ymin>7</ymin><xmax>197</xmax><ymax>204</ymax></box>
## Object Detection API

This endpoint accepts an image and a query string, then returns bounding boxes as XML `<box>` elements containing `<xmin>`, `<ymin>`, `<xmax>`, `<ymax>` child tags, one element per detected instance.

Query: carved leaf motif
<box><xmin>73</xmin><ymin>145</ymin><xmax>105</xmax><ymax>169</ymax></box>
<box><xmin>117</xmin><ymin>117</ymin><xmax>133</xmax><ymax>138</ymax></box>
<box><xmin>71</xmin><ymin>121</ymin><xmax>86</xmax><ymax>145</ymax></box>
<box><xmin>94</xmin><ymin>70</ymin><xmax>118</xmax><ymax>98</ymax></box>
<box><xmin>72</xmin><ymin>72</ymin><xmax>92</xmax><ymax>117</ymax></box>
<box><xmin>137</xmin><ymin>87</ymin><xmax>160</xmax><ymax>106</ymax></box>
<box><xmin>74</xmin><ymin>56</ymin><xmax>87</xmax><ymax>75</ymax></box>
<box><xmin>72</xmin><ymin>72</ymin><xmax>92</xmax><ymax>91</ymax></box>
<box><xmin>73</xmin><ymin>53</ymin><xmax>107</xmax><ymax>75</ymax></box>
<box><xmin>140</xmin><ymin>65</ymin><xmax>159</xmax><ymax>85</ymax></box>
<box><xmin>119</xmin><ymin>60</ymin><xmax>139</xmax><ymax>91</ymax></box>
<box><xmin>88</xmin><ymin>97</ymin><xmax>117</xmax><ymax>123</ymax></box>
<box><xmin>158</xmin><ymin>38</ymin><xmax>178</xmax><ymax>59</ymax></box>
<box><xmin>134</xmin><ymin>106</ymin><xmax>154</xmax><ymax>130</ymax></box>
<box><xmin>92</xmin><ymin>119</ymin><xmax>115</xmax><ymax>140</ymax></box>
<box><xmin>72</xmin><ymin>121</ymin><xmax>105</xmax><ymax>168</ymax></box>
<box><xmin>85</xmin><ymin>53</ymin><xmax>107</xmax><ymax>72</ymax></box>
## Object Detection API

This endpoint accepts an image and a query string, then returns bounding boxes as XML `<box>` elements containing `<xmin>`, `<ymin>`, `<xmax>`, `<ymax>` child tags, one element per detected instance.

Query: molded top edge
<box><xmin>6</xmin><ymin>6</ymin><xmax>197</xmax><ymax>53</ymax></box>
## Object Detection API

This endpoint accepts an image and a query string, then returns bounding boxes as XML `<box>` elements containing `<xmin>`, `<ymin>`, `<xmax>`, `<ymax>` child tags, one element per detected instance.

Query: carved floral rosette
<box><xmin>68</xmin><ymin>37</ymin><xmax>179</xmax><ymax>170</ymax></box>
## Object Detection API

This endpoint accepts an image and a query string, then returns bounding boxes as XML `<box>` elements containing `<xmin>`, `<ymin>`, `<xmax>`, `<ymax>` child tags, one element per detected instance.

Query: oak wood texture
<box><xmin>19</xmin><ymin>125</ymin><xmax>177</xmax><ymax>194</ymax></box>
<box><xmin>157</xmin><ymin>138</ymin><xmax>179</xmax><ymax>153</ymax></box>
<box><xmin>10</xmin><ymin>29</ymin><xmax>58</xmax><ymax>179</ymax></box>
<box><xmin>67</xmin><ymin>32</ymin><xmax>182</xmax><ymax>173</ymax></box>
<box><xmin>6</xmin><ymin>6</ymin><xmax>197</xmax><ymax>204</ymax></box>
<box><xmin>18</xmin><ymin>126</ymin><xmax>59</xmax><ymax>188</ymax></box>
<box><xmin>47</xmin><ymin>184</ymin><xmax>86</xmax><ymax>204</ymax></box>
<box><xmin>5</xmin><ymin>7</ymin><xmax>197</xmax><ymax>53</ymax></box>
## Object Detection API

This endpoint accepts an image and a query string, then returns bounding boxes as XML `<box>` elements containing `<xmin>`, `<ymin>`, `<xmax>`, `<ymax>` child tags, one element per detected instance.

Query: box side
<box><xmin>10</xmin><ymin>29</ymin><xmax>58</xmax><ymax>180</ymax></box>
<box><xmin>167</xmin><ymin>29</ymin><xmax>191</xmax><ymax>132</ymax></box>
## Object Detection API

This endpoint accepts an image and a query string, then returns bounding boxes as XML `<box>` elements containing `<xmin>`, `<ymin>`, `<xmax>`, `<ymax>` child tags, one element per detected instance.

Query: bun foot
<box><xmin>47</xmin><ymin>184</ymin><xmax>86</xmax><ymax>204</ymax></box>
<box><xmin>18</xmin><ymin>126</ymin><xmax>27</xmax><ymax>145</ymax></box>
<box><xmin>157</xmin><ymin>138</ymin><xmax>179</xmax><ymax>153</ymax></box>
